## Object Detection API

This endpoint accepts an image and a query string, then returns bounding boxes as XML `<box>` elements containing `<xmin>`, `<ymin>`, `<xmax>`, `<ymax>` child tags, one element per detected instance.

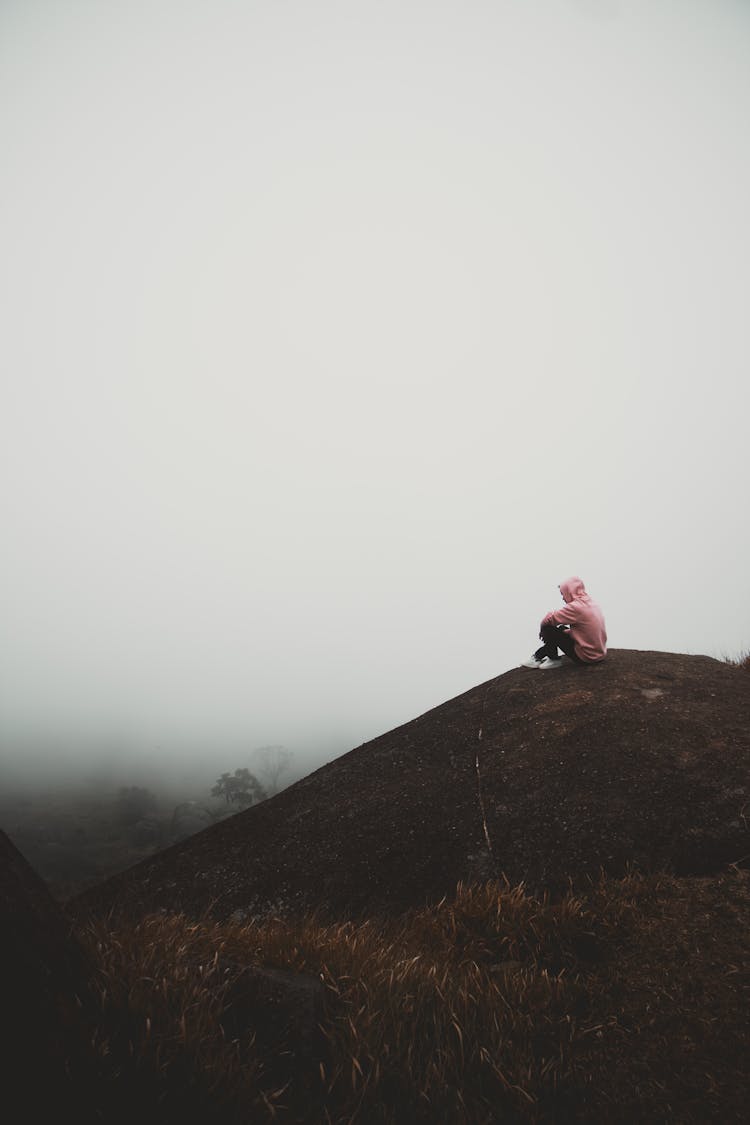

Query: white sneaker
<box><xmin>539</xmin><ymin>656</ymin><xmax>564</xmax><ymax>670</ymax></box>
<box><xmin>521</xmin><ymin>654</ymin><xmax>544</xmax><ymax>668</ymax></box>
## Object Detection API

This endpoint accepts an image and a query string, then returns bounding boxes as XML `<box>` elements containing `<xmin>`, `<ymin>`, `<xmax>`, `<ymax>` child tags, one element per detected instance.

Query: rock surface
<box><xmin>0</xmin><ymin>830</ymin><xmax>97</xmax><ymax>1119</ymax></box>
<box><xmin>69</xmin><ymin>650</ymin><xmax>750</xmax><ymax>924</ymax></box>
<box><xmin>220</xmin><ymin>964</ymin><xmax>327</xmax><ymax>1094</ymax></box>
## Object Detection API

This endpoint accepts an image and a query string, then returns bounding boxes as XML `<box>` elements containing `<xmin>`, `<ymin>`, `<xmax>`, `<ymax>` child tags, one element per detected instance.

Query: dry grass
<box><xmin>75</xmin><ymin>871</ymin><xmax>749</xmax><ymax>1123</ymax></box>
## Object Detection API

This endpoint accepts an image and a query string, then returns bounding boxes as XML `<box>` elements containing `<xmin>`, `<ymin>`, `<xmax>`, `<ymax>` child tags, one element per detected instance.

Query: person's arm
<box><xmin>540</xmin><ymin>603</ymin><xmax>579</xmax><ymax>629</ymax></box>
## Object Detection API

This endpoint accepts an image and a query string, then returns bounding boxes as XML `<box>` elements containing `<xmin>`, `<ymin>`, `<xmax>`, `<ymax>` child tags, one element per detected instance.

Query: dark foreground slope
<box><xmin>0</xmin><ymin>831</ymin><xmax>101</xmax><ymax>1121</ymax></box>
<box><xmin>70</xmin><ymin>650</ymin><xmax>750</xmax><ymax>924</ymax></box>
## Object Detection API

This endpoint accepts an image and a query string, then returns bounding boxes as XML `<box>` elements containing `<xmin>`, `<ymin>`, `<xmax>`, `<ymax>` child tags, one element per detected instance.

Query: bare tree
<box><xmin>251</xmin><ymin>745</ymin><xmax>293</xmax><ymax>795</ymax></box>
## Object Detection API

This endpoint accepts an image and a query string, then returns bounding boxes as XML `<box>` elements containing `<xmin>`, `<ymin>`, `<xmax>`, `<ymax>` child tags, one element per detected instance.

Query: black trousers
<box><xmin>535</xmin><ymin>624</ymin><xmax>583</xmax><ymax>663</ymax></box>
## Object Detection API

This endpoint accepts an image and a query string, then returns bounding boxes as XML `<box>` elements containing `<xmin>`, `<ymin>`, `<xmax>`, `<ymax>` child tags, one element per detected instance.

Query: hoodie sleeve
<box><xmin>540</xmin><ymin>603</ymin><xmax>579</xmax><ymax>628</ymax></box>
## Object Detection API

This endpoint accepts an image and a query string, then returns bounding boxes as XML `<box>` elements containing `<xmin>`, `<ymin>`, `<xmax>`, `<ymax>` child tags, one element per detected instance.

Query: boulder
<box><xmin>71</xmin><ymin>651</ymin><xmax>750</xmax><ymax>924</ymax></box>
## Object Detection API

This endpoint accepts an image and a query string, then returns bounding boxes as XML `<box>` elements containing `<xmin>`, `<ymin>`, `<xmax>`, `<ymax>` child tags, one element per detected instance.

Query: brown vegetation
<box><xmin>75</xmin><ymin>869</ymin><xmax>750</xmax><ymax>1123</ymax></box>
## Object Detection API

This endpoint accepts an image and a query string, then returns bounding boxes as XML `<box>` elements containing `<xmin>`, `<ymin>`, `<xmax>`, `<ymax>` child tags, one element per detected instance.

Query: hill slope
<box><xmin>70</xmin><ymin>650</ymin><xmax>750</xmax><ymax>924</ymax></box>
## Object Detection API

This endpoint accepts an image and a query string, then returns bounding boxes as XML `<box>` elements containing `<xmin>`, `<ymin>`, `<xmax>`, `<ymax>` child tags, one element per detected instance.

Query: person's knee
<box><xmin>540</xmin><ymin>623</ymin><xmax>562</xmax><ymax>640</ymax></box>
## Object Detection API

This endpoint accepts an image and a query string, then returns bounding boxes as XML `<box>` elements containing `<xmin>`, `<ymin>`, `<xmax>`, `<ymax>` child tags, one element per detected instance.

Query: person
<box><xmin>522</xmin><ymin>576</ymin><xmax>607</xmax><ymax>669</ymax></box>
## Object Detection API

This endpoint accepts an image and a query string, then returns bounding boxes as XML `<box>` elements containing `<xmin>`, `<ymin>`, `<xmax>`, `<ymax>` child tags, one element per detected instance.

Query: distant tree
<box><xmin>211</xmin><ymin>768</ymin><xmax>266</xmax><ymax>808</ymax></box>
<box><xmin>170</xmin><ymin>801</ymin><xmax>215</xmax><ymax>842</ymax></box>
<box><xmin>115</xmin><ymin>786</ymin><xmax>158</xmax><ymax>825</ymax></box>
<box><xmin>251</xmin><ymin>745</ymin><xmax>293</xmax><ymax>795</ymax></box>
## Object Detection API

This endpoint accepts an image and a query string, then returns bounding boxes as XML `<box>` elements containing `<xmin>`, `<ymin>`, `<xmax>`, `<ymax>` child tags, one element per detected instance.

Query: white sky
<box><xmin>2</xmin><ymin>0</ymin><xmax>749</xmax><ymax>785</ymax></box>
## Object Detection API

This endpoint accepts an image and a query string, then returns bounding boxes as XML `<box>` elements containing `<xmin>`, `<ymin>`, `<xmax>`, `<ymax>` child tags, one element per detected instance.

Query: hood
<box><xmin>559</xmin><ymin>576</ymin><xmax>589</xmax><ymax>603</ymax></box>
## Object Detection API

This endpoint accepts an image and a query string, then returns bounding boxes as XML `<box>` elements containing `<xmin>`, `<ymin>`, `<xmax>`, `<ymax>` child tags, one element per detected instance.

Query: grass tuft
<box><xmin>74</xmin><ymin>870</ymin><xmax>750</xmax><ymax>1123</ymax></box>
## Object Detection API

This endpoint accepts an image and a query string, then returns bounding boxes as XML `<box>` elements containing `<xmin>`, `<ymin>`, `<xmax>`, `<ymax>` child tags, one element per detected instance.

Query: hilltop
<box><xmin>71</xmin><ymin>649</ymin><xmax>750</xmax><ymax>925</ymax></box>
<box><xmin>6</xmin><ymin>649</ymin><xmax>749</xmax><ymax>1122</ymax></box>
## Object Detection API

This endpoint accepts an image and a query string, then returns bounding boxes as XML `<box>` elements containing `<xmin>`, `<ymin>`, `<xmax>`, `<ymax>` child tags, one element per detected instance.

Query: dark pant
<box><xmin>535</xmin><ymin>624</ymin><xmax>583</xmax><ymax>663</ymax></box>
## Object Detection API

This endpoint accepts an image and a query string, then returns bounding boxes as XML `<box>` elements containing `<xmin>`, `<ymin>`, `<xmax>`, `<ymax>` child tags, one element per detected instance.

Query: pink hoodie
<box><xmin>540</xmin><ymin>576</ymin><xmax>607</xmax><ymax>663</ymax></box>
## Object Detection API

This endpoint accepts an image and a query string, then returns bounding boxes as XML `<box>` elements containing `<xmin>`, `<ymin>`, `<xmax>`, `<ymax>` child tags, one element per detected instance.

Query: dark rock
<box><xmin>221</xmin><ymin>964</ymin><xmax>326</xmax><ymax>1067</ymax></box>
<box><xmin>213</xmin><ymin>963</ymin><xmax>328</xmax><ymax>1117</ymax></box>
<box><xmin>70</xmin><ymin>650</ymin><xmax>750</xmax><ymax>925</ymax></box>
<box><xmin>0</xmin><ymin>830</ymin><xmax>97</xmax><ymax>1120</ymax></box>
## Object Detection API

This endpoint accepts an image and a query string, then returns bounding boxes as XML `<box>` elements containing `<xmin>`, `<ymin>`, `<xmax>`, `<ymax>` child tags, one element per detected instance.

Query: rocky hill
<box><xmin>70</xmin><ymin>650</ymin><xmax>750</xmax><ymax>925</ymax></box>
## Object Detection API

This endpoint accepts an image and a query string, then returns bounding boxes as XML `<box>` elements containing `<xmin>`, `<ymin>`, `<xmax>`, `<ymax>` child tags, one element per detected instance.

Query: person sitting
<box><xmin>522</xmin><ymin>576</ymin><xmax>607</xmax><ymax>670</ymax></box>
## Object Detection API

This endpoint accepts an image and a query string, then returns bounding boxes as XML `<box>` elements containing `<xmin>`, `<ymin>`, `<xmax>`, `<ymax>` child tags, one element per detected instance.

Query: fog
<box><xmin>2</xmin><ymin>0</ymin><xmax>749</xmax><ymax>794</ymax></box>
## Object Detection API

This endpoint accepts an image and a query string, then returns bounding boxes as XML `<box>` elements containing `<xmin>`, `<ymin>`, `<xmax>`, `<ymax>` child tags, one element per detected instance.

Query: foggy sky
<box><xmin>2</xmin><ymin>0</ymin><xmax>749</xmax><ymax>789</ymax></box>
